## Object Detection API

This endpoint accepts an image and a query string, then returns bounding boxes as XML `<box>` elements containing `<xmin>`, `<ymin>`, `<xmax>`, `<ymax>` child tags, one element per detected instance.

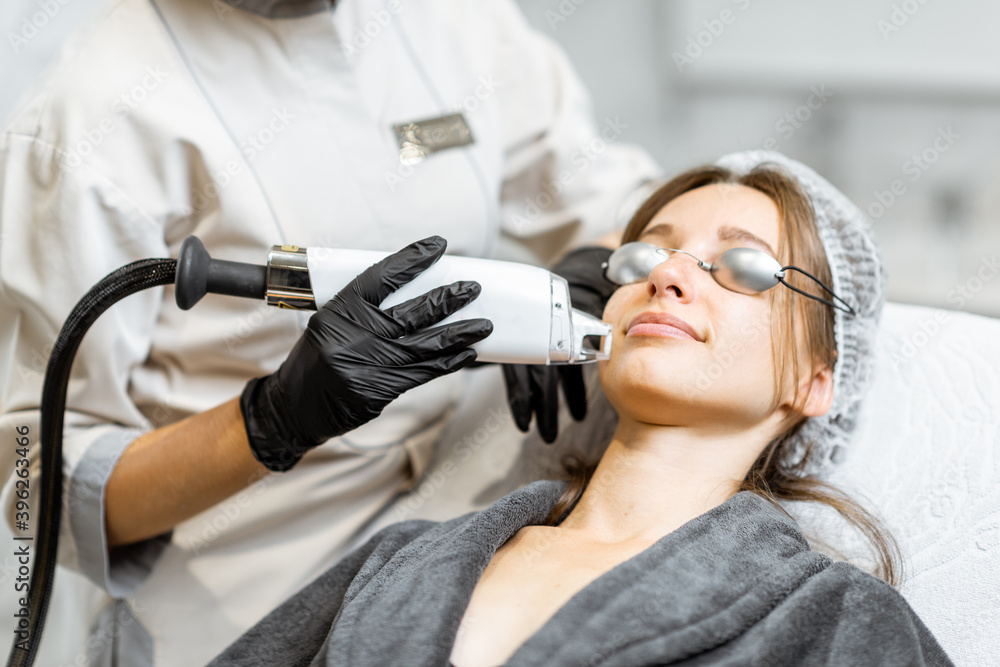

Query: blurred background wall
<box><xmin>3</xmin><ymin>0</ymin><xmax>999</xmax><ymax>320</ymax></box>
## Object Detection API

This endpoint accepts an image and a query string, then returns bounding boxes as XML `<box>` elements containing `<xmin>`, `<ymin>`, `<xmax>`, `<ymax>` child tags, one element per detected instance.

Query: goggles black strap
<box><xmin>778</xmin><ymin>266</ymin><xmax>856</xmax><ymax>316</ymax></box>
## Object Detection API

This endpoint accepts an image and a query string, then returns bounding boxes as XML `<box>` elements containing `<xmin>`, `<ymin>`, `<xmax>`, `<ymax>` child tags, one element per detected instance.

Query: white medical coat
<box><xmin>0</xmin><ymin>0</ymin><xmax>660</xmax><ymax>663</ymax></box>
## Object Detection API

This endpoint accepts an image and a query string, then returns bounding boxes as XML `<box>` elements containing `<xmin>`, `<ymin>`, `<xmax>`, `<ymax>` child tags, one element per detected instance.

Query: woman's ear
<box><xmin>795</xmin><ymin>364</ymin><xmax>834</xmax><ymax>418</ymax></box>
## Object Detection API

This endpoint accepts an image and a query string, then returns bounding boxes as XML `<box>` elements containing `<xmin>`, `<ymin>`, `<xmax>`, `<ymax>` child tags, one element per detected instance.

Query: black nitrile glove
<box><xmin>502</xmin><ymin>246</ymin><xmax>617</xmax><ymax>443</ymax></box>
<box><xmin>240</xmin><ymin>236</ymin><xmax>493</xmax><ymax>471</ymax></box>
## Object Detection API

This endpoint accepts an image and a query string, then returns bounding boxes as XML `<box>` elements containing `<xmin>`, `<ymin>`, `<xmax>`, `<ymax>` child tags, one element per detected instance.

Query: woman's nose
<box><xmin>646</xmin><ymin>253</ymin><xmax>702</xmax><ymax>304</ymax></box>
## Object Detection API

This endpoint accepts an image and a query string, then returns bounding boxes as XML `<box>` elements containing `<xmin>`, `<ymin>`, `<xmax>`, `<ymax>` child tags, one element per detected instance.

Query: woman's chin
<box><xmin>601</xmin><ymin>373</ymin><xmax>699</xmax><ymax>417</ymax></box>
<box><xmin>601</xmin><ymin>347</ymin><xmax>699</xmax><ymax>389</ymax></box>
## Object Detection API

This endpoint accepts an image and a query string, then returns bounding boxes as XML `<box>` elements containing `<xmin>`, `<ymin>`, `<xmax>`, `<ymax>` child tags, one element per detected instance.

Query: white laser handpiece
<box><xmin>174</xmin><ymin>238</ymin><xmax>612</xmax><ymax>365</ymax></box>
<box><xmin>301</xmin><ymin>247</ymin><xmax>611</xmax><ymax>365</ymax></box>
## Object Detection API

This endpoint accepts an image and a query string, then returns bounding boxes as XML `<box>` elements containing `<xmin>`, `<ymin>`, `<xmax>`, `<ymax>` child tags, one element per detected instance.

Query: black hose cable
<box><xmin>7</xmin><ymin>258</ymin><xmax>177</xmax><ymax>667</ymax></box>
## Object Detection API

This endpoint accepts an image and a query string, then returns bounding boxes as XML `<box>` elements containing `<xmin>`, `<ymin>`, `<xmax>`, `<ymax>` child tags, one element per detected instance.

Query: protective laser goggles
<box><xmin>602</xmin><ymin>241</ymin><xmax>856</xmax><ymax>316</ymax></box>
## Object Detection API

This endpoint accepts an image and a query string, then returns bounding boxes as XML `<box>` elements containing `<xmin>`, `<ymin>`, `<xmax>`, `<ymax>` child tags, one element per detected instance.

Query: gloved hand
<box><xmin>240</xmin><ymin>236</ymin><xmax>493</xmax><ymax>471</ymax></box>
<box><xmin>502</xmin><ymin>246</ymin><xmax>617</xmax><ymax>443</ymax></box>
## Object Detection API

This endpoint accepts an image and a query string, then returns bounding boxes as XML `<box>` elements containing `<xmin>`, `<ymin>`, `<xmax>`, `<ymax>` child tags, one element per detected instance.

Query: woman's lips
<box><xmin>625</xmin><ymin>311</ymin><xmax>703</xmax><ymax>342</ymax></box>
<box><xmin>627</xmin><ymin>322</ymin><xmax>698</xmax><ymax>341</ymax></box>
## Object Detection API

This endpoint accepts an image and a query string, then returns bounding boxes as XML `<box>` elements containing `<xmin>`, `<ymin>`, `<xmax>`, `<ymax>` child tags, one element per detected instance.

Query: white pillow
<box><xmin>374</xmin><ymin>301</ymin><xmax>1000</xmax><ymax>666</ymax></box>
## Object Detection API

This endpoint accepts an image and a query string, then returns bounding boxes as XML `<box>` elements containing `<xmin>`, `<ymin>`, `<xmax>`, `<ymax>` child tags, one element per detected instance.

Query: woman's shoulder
<box><xmin>785</xmin><ymin>545</ymin><xmax>928</xmax><ymax>628</ymax></box>
<box><xmin>773</xmin><ymin>559</ymin><xmax>955</xmax><ymax>666</ymax></box>
<box><xmin>808</xmin><ymin>559</ymin><xmax>910</xmax><ymax>602</ymax></box>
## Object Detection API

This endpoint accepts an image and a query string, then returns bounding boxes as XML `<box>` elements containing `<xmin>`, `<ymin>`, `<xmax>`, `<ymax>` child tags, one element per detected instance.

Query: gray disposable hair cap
<box><xmin>714</xmin><ymin>150</ymin><xmax>889</xmax><ymax>475</ymax></box>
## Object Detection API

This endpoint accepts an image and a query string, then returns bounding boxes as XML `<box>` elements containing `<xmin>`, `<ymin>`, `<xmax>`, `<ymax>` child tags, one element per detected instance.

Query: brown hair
<box><xmin>543</xmin><ymin>164</ymin><xmax>902</xmax><ymax>586</ymax></box>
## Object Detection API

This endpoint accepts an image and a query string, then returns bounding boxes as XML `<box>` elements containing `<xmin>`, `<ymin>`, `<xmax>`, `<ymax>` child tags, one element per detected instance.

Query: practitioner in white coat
<box><xmin>0</xmin><ymin>0</ymin><xmax>659</xmax><ymax>664</ymax></box>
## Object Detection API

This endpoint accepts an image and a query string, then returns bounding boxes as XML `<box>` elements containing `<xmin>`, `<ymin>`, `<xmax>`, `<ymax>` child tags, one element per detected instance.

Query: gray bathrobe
<box><xmin>208</xmin><ymin>480</ymin><xmax>953</xmax><ymax>666</ymax></box>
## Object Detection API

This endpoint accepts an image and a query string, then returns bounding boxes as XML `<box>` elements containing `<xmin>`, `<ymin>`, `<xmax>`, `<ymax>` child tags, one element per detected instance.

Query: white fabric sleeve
<box><xmin>468</xmin><ymin>0</ymin><xmax>663</xmax><ymax>264</ymax></box>
<box><xmin>0</xmin><ymin>131</ymin><xmax>171</xmax><ymax>598</ymax></box>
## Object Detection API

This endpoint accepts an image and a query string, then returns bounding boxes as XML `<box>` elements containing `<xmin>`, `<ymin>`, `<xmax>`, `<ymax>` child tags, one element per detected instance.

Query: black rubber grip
<box><xmin>176</xmin><ymin>236</ymin><xmax>267</xmax><ymax>310</ymax></box>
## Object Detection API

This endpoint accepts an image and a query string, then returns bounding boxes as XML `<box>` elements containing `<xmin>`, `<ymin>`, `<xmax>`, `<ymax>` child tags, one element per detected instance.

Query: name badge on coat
<box><xmin>393</xmin><ymin>113</ymin><xmax>474</xmax><ymax>165</ymax></box>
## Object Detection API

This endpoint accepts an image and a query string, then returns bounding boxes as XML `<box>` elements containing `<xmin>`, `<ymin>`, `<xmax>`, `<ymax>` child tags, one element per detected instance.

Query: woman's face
<box><xmin>599</xmin><ymin>183</ymin><xmax>796</xmax><ymax>430</ymax></box>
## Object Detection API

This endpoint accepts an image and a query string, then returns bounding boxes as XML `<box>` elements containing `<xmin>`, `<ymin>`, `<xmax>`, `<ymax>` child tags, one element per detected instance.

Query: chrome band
<box><xmin>266</xmin><ymin>244</ymin><xmax>316</xmax><ymax>310</ymax></box>
<box><xmin>549</xmin><ymin>276</ymin><xmax>572</xmax><ymax>363</ymax></box>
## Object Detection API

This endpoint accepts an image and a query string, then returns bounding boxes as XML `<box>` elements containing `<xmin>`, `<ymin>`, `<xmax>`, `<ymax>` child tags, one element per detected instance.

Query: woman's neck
<box><xmin>556</xmin><ymin>416</ymin><xmax>775</xmax><ymax>545</ymax></box>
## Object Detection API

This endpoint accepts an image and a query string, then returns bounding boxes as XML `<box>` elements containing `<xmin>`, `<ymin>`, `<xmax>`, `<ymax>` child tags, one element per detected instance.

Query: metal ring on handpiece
<box><xmin>266</xmin><ymin>244</ymin><xmax>316</xmax><ymax>309</ymax></box>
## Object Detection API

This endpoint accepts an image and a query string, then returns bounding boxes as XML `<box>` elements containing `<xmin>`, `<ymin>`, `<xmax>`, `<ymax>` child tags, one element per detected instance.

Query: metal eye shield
<box><xmin>603</xmin><ymin>241</ymin><xmax>856</xmax><ymax>316</ymax></box>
